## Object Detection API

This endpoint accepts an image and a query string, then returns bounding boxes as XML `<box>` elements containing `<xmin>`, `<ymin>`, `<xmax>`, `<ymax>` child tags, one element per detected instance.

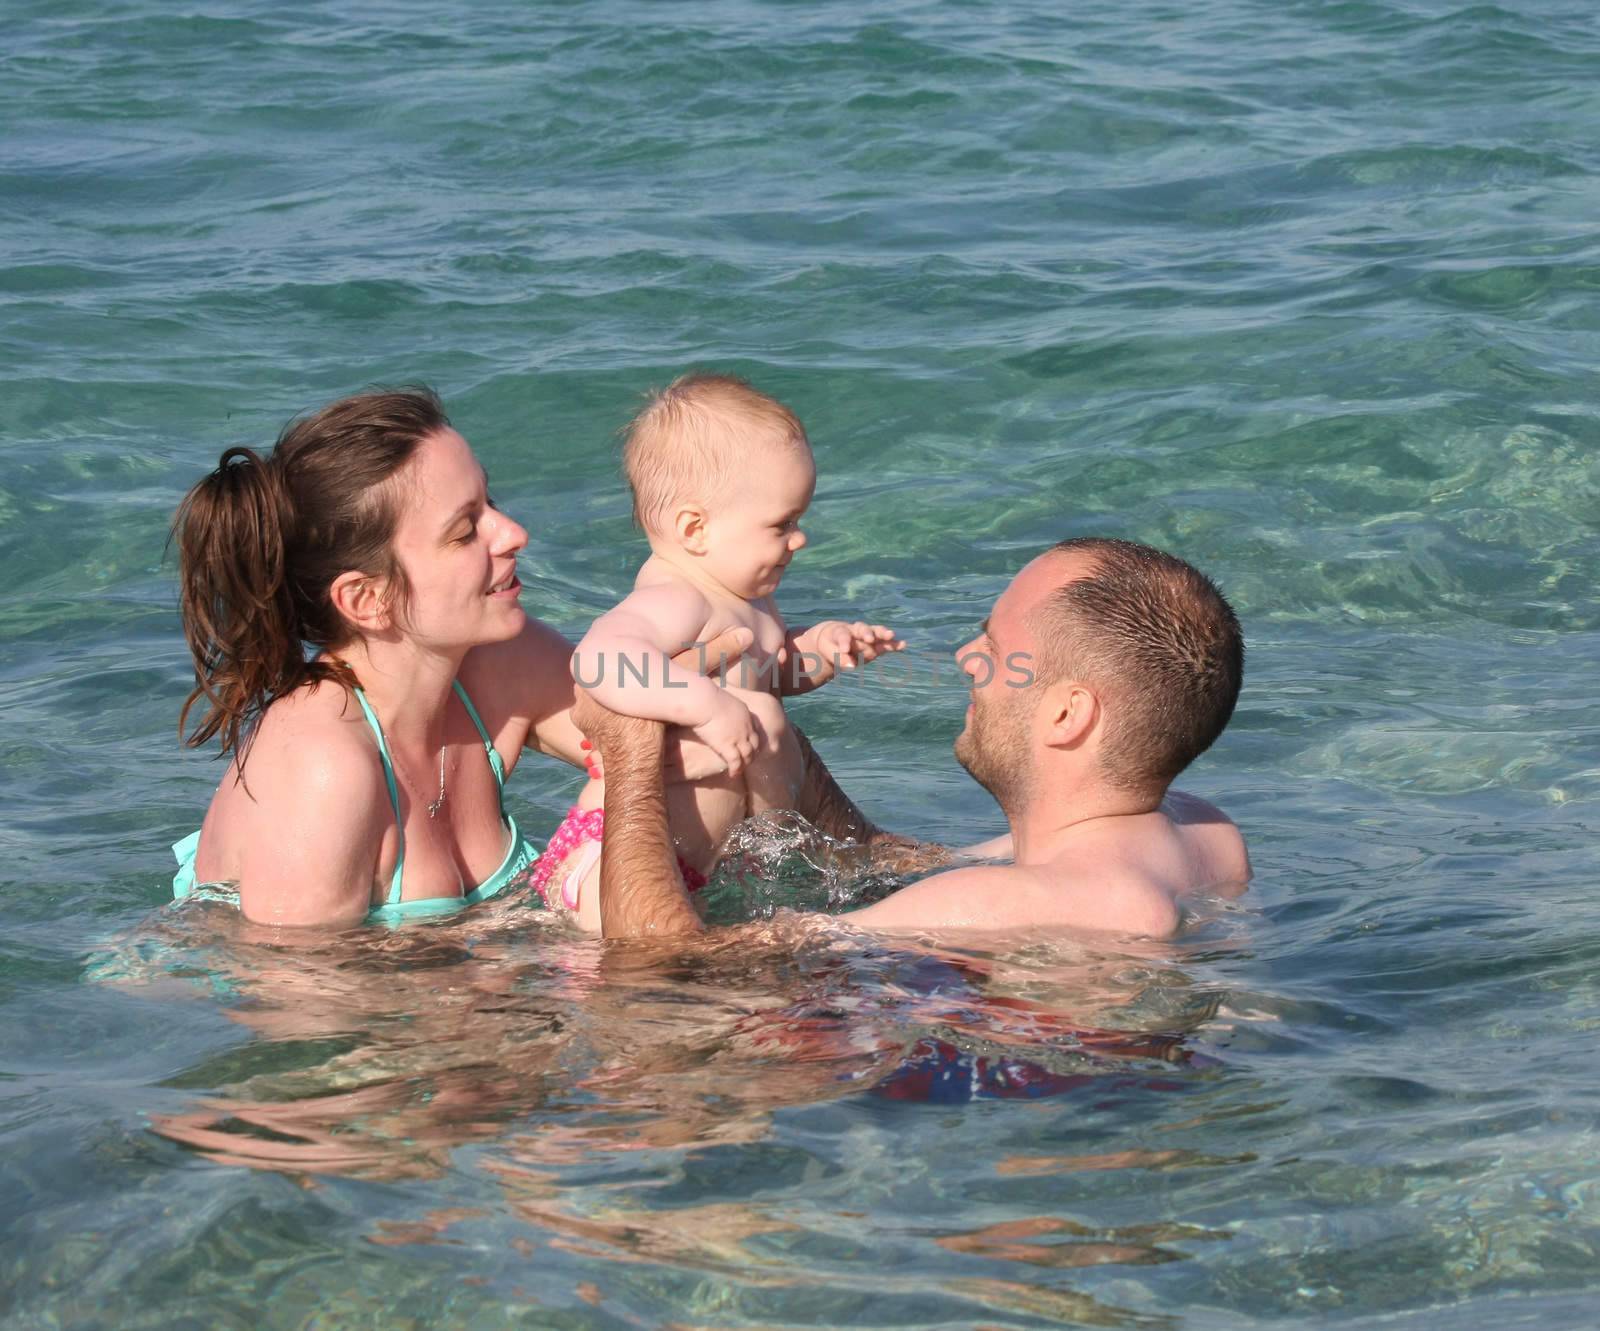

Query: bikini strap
<box><xmin>351</xmin><ymin>686</ymin><xmax>406</xmax><ymax>905</ymax></box>
<box><xmin>451</xmin><ymin>680</ymin><xmax>507</xmax><ymax>789</ymax></box>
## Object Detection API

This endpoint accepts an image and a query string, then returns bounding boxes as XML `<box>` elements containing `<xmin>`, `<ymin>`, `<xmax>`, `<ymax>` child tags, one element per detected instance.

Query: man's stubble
<box><xmin>954</xmin><ymin>679</ymin><xmax>1036</xmax><ymax>817</ymax></box>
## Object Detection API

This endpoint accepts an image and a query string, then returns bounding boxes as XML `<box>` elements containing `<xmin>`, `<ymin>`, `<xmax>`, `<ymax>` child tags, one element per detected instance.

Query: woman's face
<box><xmin>386</xmin><ymin>428</ymin><xmax>529</xmax><ymax>651</ymax></box>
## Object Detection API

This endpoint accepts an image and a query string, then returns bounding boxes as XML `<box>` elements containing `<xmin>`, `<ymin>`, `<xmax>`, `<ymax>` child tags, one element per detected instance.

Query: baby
<box><xmin>534</xmin><ymin>373</ymin><xmax>901</xmax><ymax>927</ymax></box>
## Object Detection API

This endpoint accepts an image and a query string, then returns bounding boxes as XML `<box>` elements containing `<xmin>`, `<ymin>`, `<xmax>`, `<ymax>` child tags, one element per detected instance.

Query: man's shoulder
<box><xmin>1162</xmin><ymin>788</ymin><xmax>1235</xmax><ymax>830</ymax></box>
<box><xmin>849</xmin><ymin>861</ymin><xmax>1181</xmax><ymax>938</ymax></box>
<box><xmin>848</xmin><ymin>863</ymin><xmax>1021</xmax><ymax>931</ymax></box>
<box><xmin>1161</xmin><ymin>788</ymin><xmax>1251</xmax><ymax>895</ymax></box>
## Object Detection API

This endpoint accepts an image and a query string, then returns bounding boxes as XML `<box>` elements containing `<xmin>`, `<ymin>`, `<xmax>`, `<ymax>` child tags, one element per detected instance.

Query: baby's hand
<box><xmin>691</xmin><ymin>688</ymin><xmax>759</xmax><ymax>777</ymax></box>
<box><xmin>814</xmin><ymin>621</ymin><xmax>903</xmax><ymax>671</ymax></box>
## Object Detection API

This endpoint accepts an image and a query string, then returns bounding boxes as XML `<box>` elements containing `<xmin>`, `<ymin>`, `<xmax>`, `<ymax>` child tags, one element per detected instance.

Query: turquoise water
<box><xmin>5</xmin><ymin>0</ymin><xmax>1600</xmax><ymax>1324</ymax></box>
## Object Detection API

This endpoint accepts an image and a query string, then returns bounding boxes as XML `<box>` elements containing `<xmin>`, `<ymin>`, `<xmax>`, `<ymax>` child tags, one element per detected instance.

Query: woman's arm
<box><xmin>457</xmin><ymin>618</ymin><xmax>590</xmax><ymax>769</ymax></box>
<box><xmin>233</xmin><ymin>733</ymin><xmax>391</xmax><ymax>929</ymax></box>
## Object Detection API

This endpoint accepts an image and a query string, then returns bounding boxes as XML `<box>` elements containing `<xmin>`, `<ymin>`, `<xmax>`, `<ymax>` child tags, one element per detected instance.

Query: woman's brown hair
<box><xmin>173</xmin><ymin>388</ymin><xmax>449</xmax><ymax>759</ymax></box>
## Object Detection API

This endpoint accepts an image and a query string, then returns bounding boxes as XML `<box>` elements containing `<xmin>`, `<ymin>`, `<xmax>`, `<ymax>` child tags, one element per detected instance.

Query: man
<box><xmin>577</xmin><ymin>537</ymin><xmax>1249</xmax><ymax>940</ymax></box>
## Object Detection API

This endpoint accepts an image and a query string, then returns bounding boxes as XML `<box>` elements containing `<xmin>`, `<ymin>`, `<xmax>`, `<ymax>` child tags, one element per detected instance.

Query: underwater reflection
<box><xmin>85</xmin><ymin>881</ymin><xmax>1252</xmax><ymax>1328</ymax></box>
<box><xmin>108</xmin><ymin>893</ymin><xmax>1231</xmax><ymax>1189</ymax></box>
<box><xmin>143</xmin><ymin>927</ymin><xmax>580</xmax><ymax>1180</ymax></box>
<box><xmin>932</xmin><ymin>1215</ymin><xmax>1230</xmax><ymax>1269</ymax></box>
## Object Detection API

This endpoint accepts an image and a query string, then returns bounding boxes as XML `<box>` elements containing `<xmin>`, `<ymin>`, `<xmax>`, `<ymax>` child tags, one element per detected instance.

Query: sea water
<box><xmin>3</xmin><ymin>1</ymin><xmax>1599</xmax><ymax>1325</ymax></box>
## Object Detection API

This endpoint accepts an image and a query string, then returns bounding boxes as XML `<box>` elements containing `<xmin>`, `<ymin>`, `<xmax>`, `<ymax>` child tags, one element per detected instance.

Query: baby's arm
<box><xmin>781</xmin><ymin>621</ymin><xmax>905</xmax><ymax>695</ymax></box>
<box><xmin>573</xmin><ymin>583</ymin><xmax>758</xmax><ymax>775</ymax></box>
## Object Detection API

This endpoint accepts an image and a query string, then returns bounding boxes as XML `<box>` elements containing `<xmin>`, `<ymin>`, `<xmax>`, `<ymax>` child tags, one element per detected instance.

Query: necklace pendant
<box><xmin>427</xmin><ymin>743</ymin><xmax>447</xmax><ymax>819</ymax></box>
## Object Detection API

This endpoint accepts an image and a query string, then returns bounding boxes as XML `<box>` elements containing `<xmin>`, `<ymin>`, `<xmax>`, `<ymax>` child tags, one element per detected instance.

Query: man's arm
<box><xmin>575</xmin><ymin>695</ymin><xmax>946</xmax><ymax>937</ymax></box>
<box><xmin>571</xmin><ymin>693</ymin><xmax>704</xmax><ymax>939</ymax></box>
<box><xmin>791</xmin><ymin>727</ymin><xmax>953</xmax><ymax>875</ymax></box>
<box><xmin>790</xmin><ymin>726</ymin><xmax>881</xmax><ymax>844</ymax></box>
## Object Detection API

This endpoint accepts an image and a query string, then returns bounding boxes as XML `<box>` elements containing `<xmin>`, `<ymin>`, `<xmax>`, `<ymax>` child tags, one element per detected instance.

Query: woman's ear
<box><xmin>329</xmin><ymin>570</ymin><xmax>393</xmax><ymax>635</ymax></box>
<box><xmin>673</xmin><ymin>505</ymin><xmax>710</xmax><ymax>556</ymax></box>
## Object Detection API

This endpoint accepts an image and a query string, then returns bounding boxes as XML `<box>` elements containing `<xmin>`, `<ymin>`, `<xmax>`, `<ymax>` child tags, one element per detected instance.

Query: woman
<box><xmin>171</xmin><ymin>387</ymin><xmax>642</xmax><ymax>928</ymax></box>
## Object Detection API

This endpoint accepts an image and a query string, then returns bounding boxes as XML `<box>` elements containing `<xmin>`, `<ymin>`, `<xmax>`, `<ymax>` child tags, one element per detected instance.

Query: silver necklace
<box><xmin>426</xmin><ymin>743</ymin><xmax>447</xmax><ymax>819</ymax></box>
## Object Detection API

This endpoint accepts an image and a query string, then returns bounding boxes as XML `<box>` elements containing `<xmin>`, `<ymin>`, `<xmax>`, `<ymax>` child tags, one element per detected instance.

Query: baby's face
<box><xmin>699</xmin><ymin>446</ymin><xmax>816</xmax><ymax>600</ymax></box>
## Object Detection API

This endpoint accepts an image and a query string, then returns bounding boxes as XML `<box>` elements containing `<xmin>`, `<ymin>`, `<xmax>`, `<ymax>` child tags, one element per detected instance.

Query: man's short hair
<box><xmin>621</xmin><ymin>372</ymin><xmax>810</xmax><ymax>533</ymax></box>
<box><xmin>1028</xmin><ymin>538</ymin><xmax>1243</xmax><ymax>794</ymax></box>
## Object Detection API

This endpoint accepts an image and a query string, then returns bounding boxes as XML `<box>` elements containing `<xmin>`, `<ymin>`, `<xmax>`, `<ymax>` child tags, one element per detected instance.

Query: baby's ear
<box><xmin>673</xmin><ymin>504</ymin><xmax>709</xmax><ymax>554</ymax></box>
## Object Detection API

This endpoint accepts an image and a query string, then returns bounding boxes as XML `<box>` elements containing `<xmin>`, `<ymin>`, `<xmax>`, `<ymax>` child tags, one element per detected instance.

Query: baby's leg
<box><xmin>668</xmin><ymin>775</ymin><xmax>746</xmax><ymax>876</ymax></box>
<box><xmin>738</xmin><ymin>689</ymin><xmax>804</xmax><ymax>815</ymax></box>
<box><xmin>546</xmin><ymin>775</ymin><xmax>743</xmax><ymax>931</ymax></box>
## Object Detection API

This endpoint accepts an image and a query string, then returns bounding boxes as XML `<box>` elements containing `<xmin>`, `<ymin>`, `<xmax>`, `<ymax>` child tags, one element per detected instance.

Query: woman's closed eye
<box><xmin>454</xmin><ymin>493</ymin><xmax>503</xmax><ymax>543</ymax></box>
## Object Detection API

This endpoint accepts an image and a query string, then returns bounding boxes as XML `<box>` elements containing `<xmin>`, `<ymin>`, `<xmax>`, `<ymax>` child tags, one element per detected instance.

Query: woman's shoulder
<box><xmin>237</xmin><ymin>681</ymin><xmax>389</xmax><ymax>801</ymax></box>
<box><xmin>259</xmin><ymin>675</ymin><xmax>373</xmax><ymax>735</ymax></box>
<box><xmin>198</xmin><ymin>680</ymin><xmax>391</xmax><ymax>889</ymax></box>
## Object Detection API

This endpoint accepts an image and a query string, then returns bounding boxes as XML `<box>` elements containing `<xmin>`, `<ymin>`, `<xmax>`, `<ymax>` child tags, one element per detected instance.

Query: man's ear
<box><xmin>673</xmin><ymin>505</ymin><xmax>710</xmax><ymax>555</ymax></box>
<box><xmin>329</xmin><ymin>570</ymin><xmax>393</xmax><ymax>635</ymax></box>
<box><xmin>1040</xmin><ymin>680</ymin><xmax>1099</xmax><ymax>750</ymax></box>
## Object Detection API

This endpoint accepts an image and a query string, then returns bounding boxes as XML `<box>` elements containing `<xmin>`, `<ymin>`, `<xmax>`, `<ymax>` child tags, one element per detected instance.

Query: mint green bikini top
<box><xmin>171</xmin><ymin>680</ymin><xmax>540</xmax><ymax>922</ymax></box>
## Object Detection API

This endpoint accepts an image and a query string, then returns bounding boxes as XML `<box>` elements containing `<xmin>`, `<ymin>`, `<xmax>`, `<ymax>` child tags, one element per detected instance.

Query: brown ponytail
<box><xmin>174</xmin><ymin>388</ymin><xmax>449</xmax><ymax>759</ymax></box>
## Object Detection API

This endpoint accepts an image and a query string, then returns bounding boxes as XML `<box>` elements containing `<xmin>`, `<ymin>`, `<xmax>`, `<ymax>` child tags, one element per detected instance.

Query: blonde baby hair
<box><xmin>622</xmin><ymin>372</ymin><xmax>811</xmax><ymax>535</ymax></box>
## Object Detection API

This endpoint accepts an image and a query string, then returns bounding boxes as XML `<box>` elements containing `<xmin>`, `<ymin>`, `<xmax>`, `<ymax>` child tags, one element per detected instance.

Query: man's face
<box><xmin>952</xmin><ymin>558</ymin><xmax>1051</xmax><ymax>810</ymax></box>
<box><xmin>953</xmin><ymin>551</ymin><xmax>1099</xmax><ymax>812</ymax></box>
